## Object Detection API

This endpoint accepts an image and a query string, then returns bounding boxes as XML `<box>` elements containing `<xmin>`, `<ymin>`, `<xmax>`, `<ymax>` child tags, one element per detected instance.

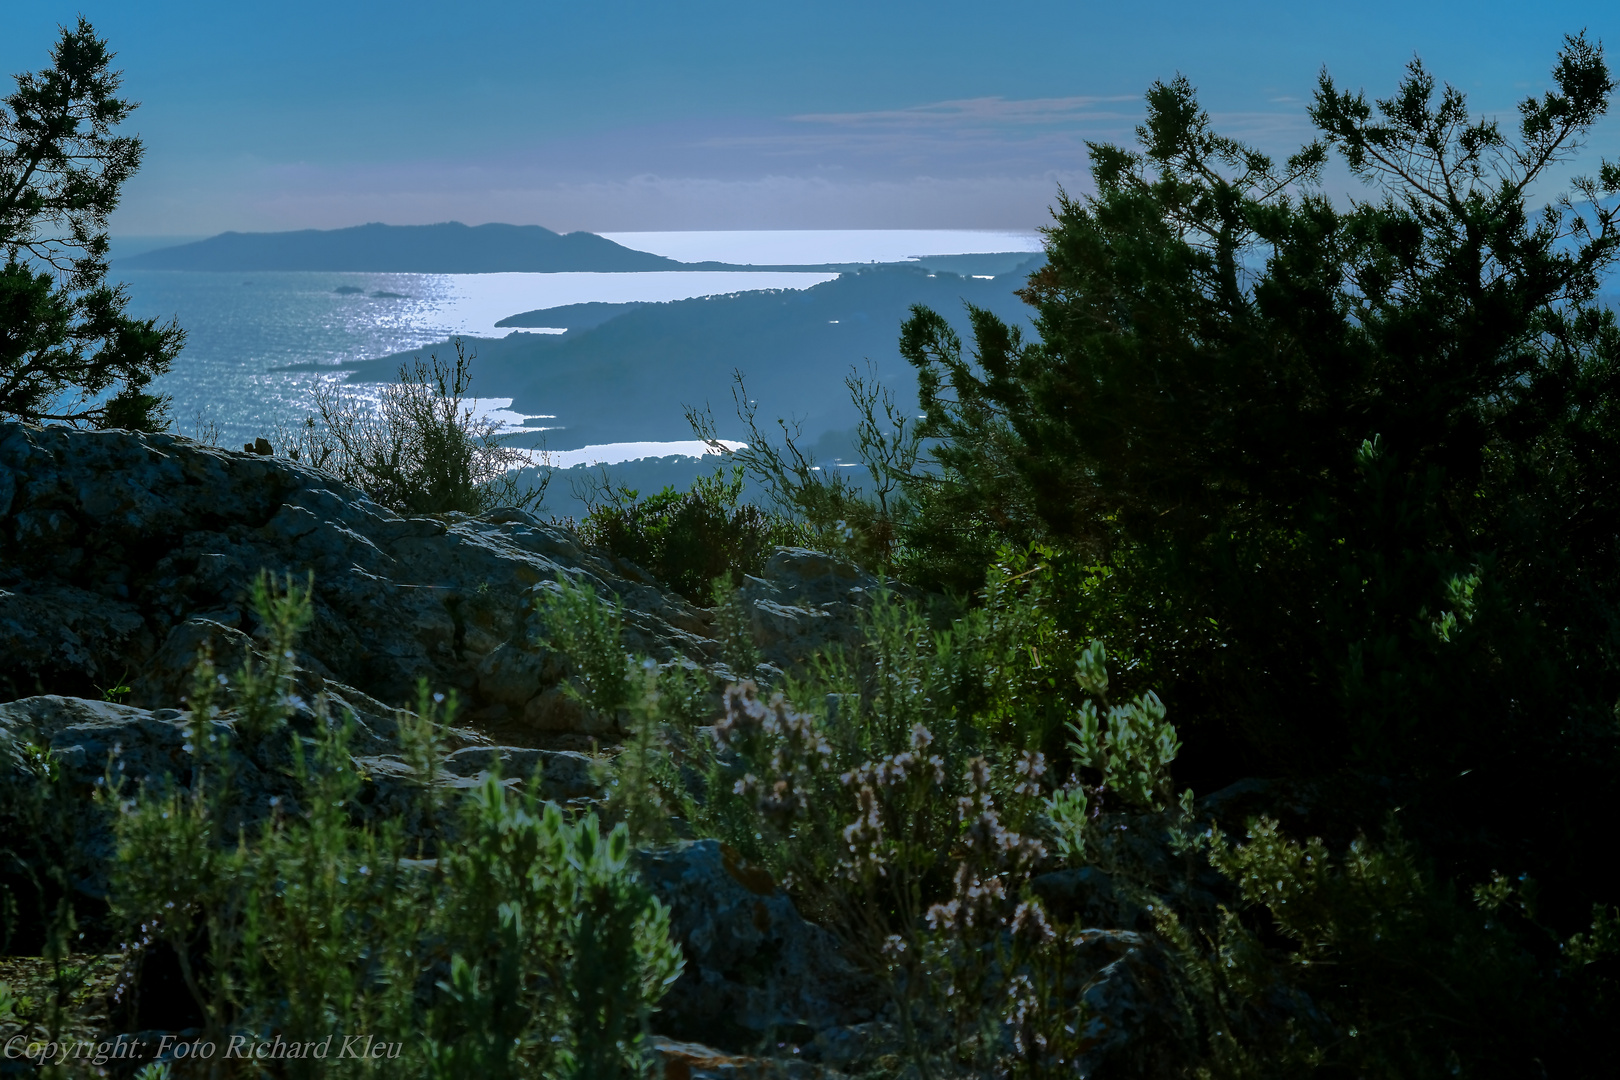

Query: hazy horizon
<box><xmin>110</xmin><ymin>226</ymin><xmax>1047</xmax><ymax>268</ymax></box>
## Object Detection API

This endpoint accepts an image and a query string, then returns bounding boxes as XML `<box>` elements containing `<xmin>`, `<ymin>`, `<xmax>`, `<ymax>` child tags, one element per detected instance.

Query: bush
<box><xmin>667</xmin><ymin>569</ymin><xmax>1620</xmax><ymax>1076</ymax></box>
<box><xmin>532</xmin><ymin>573</ymin><xmax>713</xmax><ymax>846</ymax></box>
<box><xmin>101</xmin><ymin>572</ymin><xmax>680</xmax><ymax>1077</ymax></box>
<box><xmin>577</xmin><ymin>465</ymin><xmax>796</xmax><ymax>603</ymax></box>
<box><xmin>534</xmin><ymin>572</ymin><xmax>636</xmax><ymax>721</ymax></box>
<box><xmin>675</xmin><ymin>574</ymin><xmax>1114</xmax><ymax>1074</ymax></box>
<box><xmin>280</xmin><ymin>339</ymin><xmax>545</xmax><ymax>516</ymax></box>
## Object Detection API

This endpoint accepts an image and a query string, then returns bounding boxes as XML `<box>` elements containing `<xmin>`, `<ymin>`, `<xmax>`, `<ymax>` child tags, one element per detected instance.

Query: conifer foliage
<box><xmin>0</xmin><ymin>18</ymin><xmax>183</xmax><ymax>430</ymax></box>
<box><xmin>902</xmin><ymin>34</ymin><xmax>1620</xmax><ymax>859</ymax></box>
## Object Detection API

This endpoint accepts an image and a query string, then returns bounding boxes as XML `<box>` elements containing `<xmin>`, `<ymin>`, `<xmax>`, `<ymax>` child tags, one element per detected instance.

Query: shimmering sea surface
<box><xmin>113</xmin><ymin>230</ymin><xmax>1041</xmax><ymax>458</ymax></box>
<box><xmin>119</xmin><ymin>269</ymin><xmax>835</xmax><ymax>451</ymax></box>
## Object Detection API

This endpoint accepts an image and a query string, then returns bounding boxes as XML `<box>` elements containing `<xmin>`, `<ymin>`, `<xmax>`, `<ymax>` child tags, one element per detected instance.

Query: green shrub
<box><xmin>427</xmin><ymin>776</ymin><xmax>681</xmax><ymax>1080</ymax></box>
<box><xmin>531</xmin><ymin>573</ymin><xmax>702</xmax><ymax>846</ymax></box>
<box><xmin>659</xmin><ymin>554</ymin><xmax>1620</xmax><ymax>1077</ymax></box>
<box><xmin>1143</xmin><ymin>814</ymin><xmax>1620</xmax><ymax>1080</ymax></box>
<box><xmin>280</xmin><ymin>339</ymin><xmax>545</xmax><ymax>516</ymax></box>
<box><xmin>534</xmin><ymin>572</ymin><xmax>635</xmax><ymax>721</ymax></box>
<box><xmin>103</xmin><ymin>573</ymin><xmax>680</xmax><ymax>1077</ymax></box>
<box><xmin>659</xmin><ymin>576</ymin><xmax>1114</xmax><ymax>1073</ymax></box>
<box><xmin>577</xmin><ymin>465</ymin><xmax>795</xmax><ymax>603</ymax></box>
<box><xmin>708</xmin><ymin>573</ymin><xmax>760</xmax><ymax>679</ymax></box>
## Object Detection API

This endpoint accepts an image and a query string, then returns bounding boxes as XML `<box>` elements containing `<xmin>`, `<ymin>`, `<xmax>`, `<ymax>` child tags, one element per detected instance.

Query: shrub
<box><xmin>533</xmin><ymin>572</ymin><xmax>635</xmax><ymax>721</ymax></box>
<box><xmin>677</xmin><ymin>577</ymin><xmax>1084</xmax><ymax>1073</ymax></box>
<box><xmin>280</xmin><ymin>339</ymin><xmax>545</xmax><ymax>516</ymax></box>
<box><xmin>657</xmin><ymin>558</ymin><xmax>1620</xmax><ymax>1077</ymax></box>
<box><xmin>688</xmin><ymin>367</ymin><xmax>921</xmax><ymax>574</ymax></box>
<box><xmin>577</xmin><ymin>465</ymin><xmax>795</xmax><ymax>603</ymax></box>
<box><xmin>103</xmin><ymin>572</ymin><xmax>680</xmax><ymax>1077</ymax></box>
<box><xmin>707</xmin><ymin>573</ymin><xmax>760</xmax><ymax>679</ymax></box>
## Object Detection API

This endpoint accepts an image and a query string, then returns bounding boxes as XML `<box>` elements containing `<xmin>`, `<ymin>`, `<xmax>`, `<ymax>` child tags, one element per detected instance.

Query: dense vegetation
<box><xmin>890</xmin><ymin>32</ymin><xmax>1620</xmax><ymax>946</ymax></box>
<box><xmin>574</xmin><ymin>465</ymin><xmax>794</xmax><ymax>602</ymax></box>
<box><xmin>3</xmin><ymin>19</ymin><xmax>1619</xmax><ymax>1080</ymax></box>
<box><xmin>651</xmin><ymin>33</ymin><xmax>1620</xmax><ymax>1075</ymax></box>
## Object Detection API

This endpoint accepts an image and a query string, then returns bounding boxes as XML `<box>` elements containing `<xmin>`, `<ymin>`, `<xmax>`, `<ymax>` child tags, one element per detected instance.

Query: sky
<box><xmin>4</xmin><ymin>1</ymin><xmax>1618</xmax><ymax>236</ymax></box>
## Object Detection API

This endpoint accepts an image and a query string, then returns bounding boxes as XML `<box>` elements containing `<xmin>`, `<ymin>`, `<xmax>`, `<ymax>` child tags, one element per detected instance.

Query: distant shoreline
<box><xmin>116</xmin><ymin>222</ymin><xmax>1043</xmax><ymax>275</ymax></box>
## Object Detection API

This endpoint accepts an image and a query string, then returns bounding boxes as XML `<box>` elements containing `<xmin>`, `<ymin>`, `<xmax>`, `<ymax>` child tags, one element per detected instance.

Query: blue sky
<box><xmin>4</xmin><ymin>1</ymin><xmax>1617</xmax><ymax>234</ymax></box>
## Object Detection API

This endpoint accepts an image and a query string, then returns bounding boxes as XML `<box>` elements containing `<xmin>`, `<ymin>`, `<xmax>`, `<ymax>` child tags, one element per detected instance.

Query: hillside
<box><xmin>321</xmin><ymin>262</ymin><xmax>1042</xmax><ymax>448</ymax></box>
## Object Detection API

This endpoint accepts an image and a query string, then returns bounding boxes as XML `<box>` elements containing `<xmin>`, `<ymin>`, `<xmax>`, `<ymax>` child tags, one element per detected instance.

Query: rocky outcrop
<box><xmin>736</xmin><ymin>549</ymin><xmax>883</xmax><ymax>676</ymax></box>
<box><xmin>0</xmin><ymin>422</ymin><xmax>903</xmax><ymax>1058</ymax></box>
<box><xmin>638</xmin><ymin>840</ymin><xmax>875</xmax><ymax>1044</ymax></box>
<box><xmin>0</xmin><ymin>423</ymin><xmax>878</xmax><ymax>742</ymax></box>
<box><xmin>3</xmin><ymin>424</ymin><xmax>1244</xmax><ymax>1072</ymax></box>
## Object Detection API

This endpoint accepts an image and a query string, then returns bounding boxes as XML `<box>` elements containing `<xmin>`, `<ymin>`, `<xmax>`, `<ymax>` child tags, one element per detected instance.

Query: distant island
<box><xmin>119</xmin><ymin>221</ymin><xmax>1040</xmax><ymax>276</ymax></box>
<box><xmin>123</xmin><ymin>222</ymin><xmax>690</xmax><ymax>273</ymax></box>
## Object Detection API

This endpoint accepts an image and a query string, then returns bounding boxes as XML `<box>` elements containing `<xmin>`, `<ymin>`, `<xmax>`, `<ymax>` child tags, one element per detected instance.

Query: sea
<box><xmin>111</xmin><ymin>229</ymin><xmax>1042</xmax><ymax>462</ymax></box>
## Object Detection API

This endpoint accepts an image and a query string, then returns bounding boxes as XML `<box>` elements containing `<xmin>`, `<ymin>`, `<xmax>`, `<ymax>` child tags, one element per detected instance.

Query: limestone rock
<box><xmin>0</xmin><ymin>424</ymin><xmax>890</xmax><ymax>742</ymax></box>
<box><xmin>0</xmin><ymin>425</ymin><xmax>698</xmax><ymax>728</ymax></box>
<box><xmin>0</xmin><ymin>691</ymin><xmax>499</xmax><ymax>887</ymax></box>
<box><xmin>738</xmin><ymin>548</ymin><xmax>883</xmax><ymax>674</ymax></box>
<box><xmin>638</xmin><ymin>840</ymin><xmax>875</xmax><ymax>1046</ymax></box>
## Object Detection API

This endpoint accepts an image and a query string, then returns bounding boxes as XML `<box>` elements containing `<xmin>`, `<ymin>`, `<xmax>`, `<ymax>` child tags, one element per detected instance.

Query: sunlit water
<box><xmin>113</xmin><ymin>230</ymin><xmax>1042</xmax><ymax>460</ymax></box>
<box><xmin>120</xmin><ymin>268</ymin><xmax>834</xmax><ymax>452</ymax></box>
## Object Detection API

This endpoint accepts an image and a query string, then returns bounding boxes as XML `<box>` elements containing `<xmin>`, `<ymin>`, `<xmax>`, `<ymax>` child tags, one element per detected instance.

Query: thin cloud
<box><xmin>791</xmin><ymin>95</ymin><xmax>1138</xmax><ymax>128</ymax></box>
<box><xmin>694</xmin><ymin>128</ymin><xmax>1108</xmax><ymax>159</ymax></box>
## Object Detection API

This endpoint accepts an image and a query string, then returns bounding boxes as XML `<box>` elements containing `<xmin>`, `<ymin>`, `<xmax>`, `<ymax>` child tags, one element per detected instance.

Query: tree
<box><xmin>901</xmin><ymin>36</ymin><xmax>1620</xmax><ymax>910</ymax></box>
<box><xmin>886</xmin><ymin>37</ymin><xmax>1620</xmax><ymax>1075</ymax></box>
<box><xmin>0</xmin><ymin>17</ymin><xmax>183</xmax><ymax>430</ymax></box>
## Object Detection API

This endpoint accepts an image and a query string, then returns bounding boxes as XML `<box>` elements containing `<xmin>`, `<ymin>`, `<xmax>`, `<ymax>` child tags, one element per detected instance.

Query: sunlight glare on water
<box><xmin>121</xmin><ymin>268</ymin><xmax>834</xmax><ymax>448</ymax></box>
<box><xmin>115</xmin><ymin>230</ymin><xmax>1041</xmax><ymax>455</ymax></box>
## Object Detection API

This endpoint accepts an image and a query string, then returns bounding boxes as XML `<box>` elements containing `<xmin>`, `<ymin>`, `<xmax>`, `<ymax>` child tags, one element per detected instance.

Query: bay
<box><xmin>112</xmin><ymin>229</ymin><xmax>1043</xmax><ymax>457</ymax></box>
<box><xmin>119</xmin><ymin>268</ymin><xmax>835</xmax><ymax>449</ymax></box>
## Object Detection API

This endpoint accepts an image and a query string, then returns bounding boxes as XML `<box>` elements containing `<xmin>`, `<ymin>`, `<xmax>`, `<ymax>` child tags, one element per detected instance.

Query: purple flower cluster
<box><xmin>927</xmin><ymin>755</ymin><xmax>1047</xmax><ymax>932</ymax></box>
<box><xmin>838</xmin><ymin>723</ymin><xmax>945</xmax><ymax>873</ymax></box>
<box><xmin>715</xmin><ymin>680</ymin><xmax>832</xmax><ymax>828</ymax></box>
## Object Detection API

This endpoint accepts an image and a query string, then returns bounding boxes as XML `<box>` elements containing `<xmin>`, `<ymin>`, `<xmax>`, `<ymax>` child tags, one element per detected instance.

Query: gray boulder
<box><xmin>638</xmin><ymin>840</ymin><xmax>876</xmax><ymax>1045</ymax></box>
<box><xmin>738</xmin><ymin>548</ymin><xmax>884</xmax><ymax>677</ymax></box>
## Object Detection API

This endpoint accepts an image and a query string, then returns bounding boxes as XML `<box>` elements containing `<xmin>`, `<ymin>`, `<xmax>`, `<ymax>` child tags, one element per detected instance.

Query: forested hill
<box><xmin>121</xmin><ymin>221</ymin><xmax>690</xmax><ymax>272</ymax></box>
